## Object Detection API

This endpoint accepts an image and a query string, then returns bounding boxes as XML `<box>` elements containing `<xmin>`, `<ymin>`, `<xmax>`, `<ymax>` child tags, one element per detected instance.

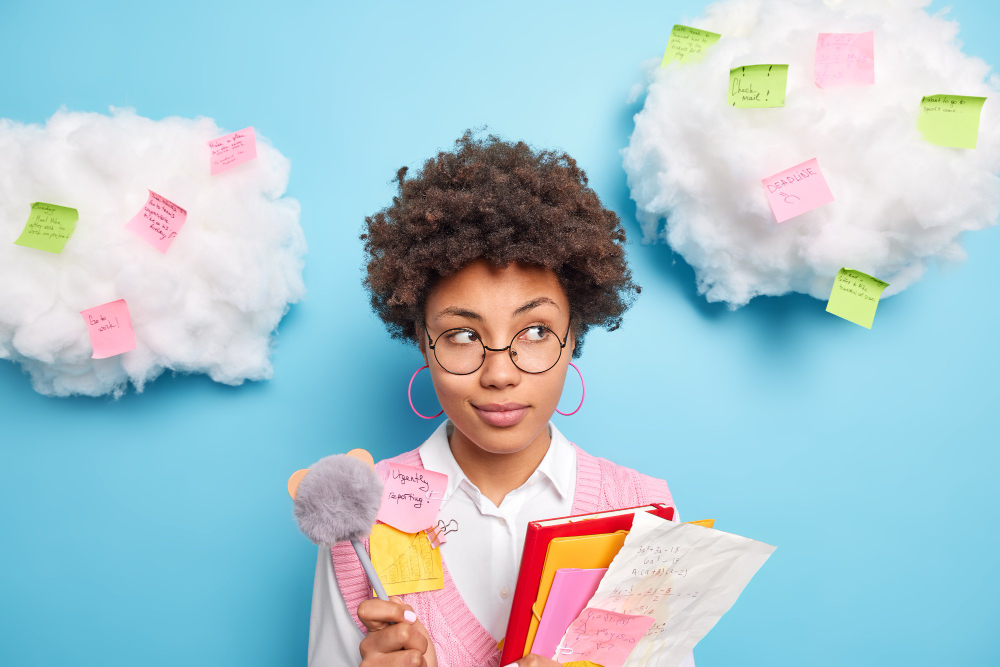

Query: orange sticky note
<box><xmin>80</xmin><ymin>299</ymin><xmax>136</xmax><ymax>359</ymax></box>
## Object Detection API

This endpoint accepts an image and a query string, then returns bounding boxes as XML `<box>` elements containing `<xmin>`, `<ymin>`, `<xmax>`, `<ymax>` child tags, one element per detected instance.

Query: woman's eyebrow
<box><xmin>435</xmin><ymin>306</ymin><xmax>482</xmax><ymax>321</ymax></box>
<box><xmin>512</xmin><ymin>297</ymin><xmax>560</xmax><ymax>316</ymax></box>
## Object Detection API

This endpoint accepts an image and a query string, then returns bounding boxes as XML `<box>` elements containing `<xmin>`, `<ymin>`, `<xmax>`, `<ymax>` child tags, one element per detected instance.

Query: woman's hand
<box><xmin>502</xmin><ymin>654</ymin><xmax>562</xmax><ymax>667</ymax></box>
<box><xmin>358</xmin><ymin>596</ymin><xmax>438</xmax><ymax>667</ymax></box>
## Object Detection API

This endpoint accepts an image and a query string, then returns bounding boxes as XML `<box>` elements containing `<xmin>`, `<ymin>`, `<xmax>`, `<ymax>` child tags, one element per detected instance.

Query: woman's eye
<box><xmin>448</xmin><ymin>330</ymin><xmax>480</xmax><ymax>344</ymax></box>
<box><xmin>520</xmin><ymin>326</ymin><xmax>550</xmax><ymax>342</ymax></box>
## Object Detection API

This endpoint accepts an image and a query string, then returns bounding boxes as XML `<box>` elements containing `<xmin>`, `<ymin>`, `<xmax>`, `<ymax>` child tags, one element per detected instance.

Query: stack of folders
<box><xmin>499</xmin><ymin>504</ymin><xmax>715</xmax><ymax>665</ymax></box>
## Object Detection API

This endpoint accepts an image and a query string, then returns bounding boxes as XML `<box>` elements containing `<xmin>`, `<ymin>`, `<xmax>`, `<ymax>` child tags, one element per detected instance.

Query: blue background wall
<box><xmin>1</xmin><ymin>1</ymin><xmax>997</xmax><ymax>665</ymax></box>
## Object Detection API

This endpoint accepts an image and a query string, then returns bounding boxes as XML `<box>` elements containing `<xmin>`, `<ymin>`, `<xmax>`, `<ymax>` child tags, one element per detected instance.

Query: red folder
<box><xmin>499</xmin><ymin>503</ymin><xmax>675</xmax><ymax>664</ymax></box>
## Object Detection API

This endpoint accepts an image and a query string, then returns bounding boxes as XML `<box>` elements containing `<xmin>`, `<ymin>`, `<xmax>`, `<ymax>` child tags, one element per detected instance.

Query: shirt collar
<box><xmin>417</xmin><ymin>420</ymin><xmax>575</xmax><ymax>503</ymax></box>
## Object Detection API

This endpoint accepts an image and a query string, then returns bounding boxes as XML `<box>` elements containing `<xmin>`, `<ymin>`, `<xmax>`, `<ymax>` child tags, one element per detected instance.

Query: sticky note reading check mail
<box><xmin>376</xmin><ymin>463</ymin><xmax>447</xmax><ymax>533</ymax></box>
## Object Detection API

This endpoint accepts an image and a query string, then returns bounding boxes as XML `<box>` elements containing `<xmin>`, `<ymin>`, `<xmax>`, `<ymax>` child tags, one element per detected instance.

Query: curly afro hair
<box><xmin>360</xmin><ymin>131</ymin><xmax>641</xmax><ymax>357</ymax></box>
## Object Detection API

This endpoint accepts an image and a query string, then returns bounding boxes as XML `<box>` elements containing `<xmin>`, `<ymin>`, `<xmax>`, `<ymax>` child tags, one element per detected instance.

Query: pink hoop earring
<box><xmin>408</xmin><ymin>365</ymin><xmax>444</xmax><ymax>419</ymax></box>
<box><xmin>556</xmin><ymin>362</ymin><xmax>585</xmax><ymax>416</ymax></box>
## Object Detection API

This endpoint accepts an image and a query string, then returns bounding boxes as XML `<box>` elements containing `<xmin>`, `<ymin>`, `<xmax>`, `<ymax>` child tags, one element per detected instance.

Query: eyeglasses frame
<box><xmin>424</xmin><ymin>318</ymin><xmax>572</xmax><ymax>376</ymax></box>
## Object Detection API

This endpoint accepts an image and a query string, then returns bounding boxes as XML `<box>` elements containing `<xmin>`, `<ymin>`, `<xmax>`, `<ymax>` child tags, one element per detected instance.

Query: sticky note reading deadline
<box><xmin>918</xmin><ymin>95</ymin><xmax>987</xmax><ymax>149</ymax></box>
<box><xmin>826</xmin><ymin>268</ymin><xmax>889</xmax><ymax>329</ymax></box>
<box><xmin>80</xmin><ymin>299</ymin><xmax>137</xmax><ymax>359</ymax></box>
<box><xmin>125</xmin><ymin>190</ymin><xmax>188</xmax><ymax>253</ymax></box>
<box><xmin>728</xmin><ymin>64</ymin><xmax>788</xmax><ymax>108</ymax></box>
<box><xmin>762</xmin><ymin>158</ymin><xmax>834</xmax><ymax>223</ymax></box>
<box><xmin>555</xmin><ymin>608</ymin><xmax>656</xmax><ymax>667</ymax></box>
<box><xmin>661</xmin><ymin>25</ymin><xmax>721</xmax><ymax>68</ymax></box>
<box><xmin>13</xmin><ymin>202</ymin><xmax>79</xmax><ymax>254</ymax></box>
<box><xmin>369</xmin><ymin>523</ymin><xmax>444</xmax><ymax>597</ymax></box>
<box><xmin>376</xmin><ymin>463</ymin><xmax>447</xmax><ymax>533</ymax></box>
<box><xmin>208</xmin><ymin>126</ymin><xmax>257</xmax><ymax>175</ymax></box>
<box><xmin>815</xmin><ymin>31</ymin><xmax>875</xmax><ymax>88</ymax></box>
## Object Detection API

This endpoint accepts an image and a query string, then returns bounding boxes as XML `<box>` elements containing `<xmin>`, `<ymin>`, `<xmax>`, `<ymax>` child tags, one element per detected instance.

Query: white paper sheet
<box><xmin>557</xmin><ymin>512</ymin><xmax>776</xmax><ymax>667</ymax></box>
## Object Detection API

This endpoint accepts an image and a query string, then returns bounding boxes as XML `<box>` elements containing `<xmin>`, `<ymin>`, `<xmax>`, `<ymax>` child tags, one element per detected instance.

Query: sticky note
<box><xmin>80</xmin><ymin>299</ymin><xmax>137</xmax><ymax>359</ymax></box>
<box><xmin>728</xmin><ymin>64</ymin><xmax>787</xmax><ymax>108</ymax></box>
<box><xmin>555</xmin><ymin>608</ymin><xmax>656</xmax><ymax>667</ymax></box>
<box><xmin>369</xmin><ymin>523</ymin><xmax>444</xmax><ymax>597</ymax></box>
<box><xmin>826</xmin><ymin>268</ymin><xmax>889</xmax><ymax>329</ymax></box>
<box><xmin>208</xmin><ymin>126</ymin><xmax>257</xmax><ymax>175</ymax></box>
<box><xmin>661</xmin><ymin>25</ymin><xmax>721</xmax><ymax>67</ymax></box>
<box><xmin>815</xmin><ymin>31</ymin><xmax>875</xmax><ymax>88</ymax></box>
<box><xmin>762</xmin><ymin>158</ymin><xmax>834</xmax><ymax>223</ymax></box>
<box><xmin>376</xmin><ymin>463</ymin><xmax>447</xmax><ymax>533</ymax></box>
<box><xmin>918</xmin><ymin>95</ymin><xmax>987</xmax><ymax>149</ymax></box>
<box><xmin>13</xmin><ymin>202</ymin><xmax>79</xmax><ymax>254</ymax></box>
<box><xmin>125</xmin><ymin>190</ymin><xmax>188</xmax><ymax>253</ymax></box>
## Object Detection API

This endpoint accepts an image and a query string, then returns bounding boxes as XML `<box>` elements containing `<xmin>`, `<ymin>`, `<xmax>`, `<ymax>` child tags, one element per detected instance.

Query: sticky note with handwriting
<box><xmin>554</xmin><ymin>608</ymin><xmax>655</xmax><ymax>667</ymax></box>
<box><xmin>13</xmin><ymin>202</ymin><xmax>79</xmax><ymax>254</ymax></box>
<box><xmin>370</xmin><ymin>522</ymin><xmax>444</xmax><ymax>596</ymax></box>
<box><xmin>825</xmin><ymin>268</ymin><xmax>889</xmax><ymax>329</ymax></box>
<box><xmin>376</xmin><ymin>463</ymin><xmax>447</xmax><ymax>533</ymax></box>
<box><xmin>80</xmin><ymin>299</ymin><xmax>137</xmax><ymax>359</ymax></box>
<box><xmin>208</xmin><ymin>126</ymin><xmax>257</xmax><ymax>175</ymax></box>
<box><xmin>728</xmin><ymin>64</ymin><xmax>787</xmax><ymax>108</ymax></box>
<box><xmin>125</xmin><ymin>190</ymin><xmax>188</xmax><ymax>253</ymax></box>
<box><xmin>762</xmin><ymin>158</ymin><xmax>834</xmax><ymax>223</ymax></box>
<box><xmin>815</xmin><ymin>31</ymin><xmax>874</xmax><ymax>88</ymax></box>
<box><xmin>918</xmin><ymin>95</ymin><xmax>987</xmax><ymax>149</ymax></box>
<box><xmin>661</xmin><ymin>25</ymin><xmax>721</xmax><ymax>68</ymax></box>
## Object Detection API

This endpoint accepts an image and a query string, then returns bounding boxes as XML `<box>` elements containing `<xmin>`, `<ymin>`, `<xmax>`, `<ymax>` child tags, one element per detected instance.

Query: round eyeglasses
<box><xmin>425</xmin><ymin>321</ymin><xmax>571</xmax><ymax>375</ymax></box>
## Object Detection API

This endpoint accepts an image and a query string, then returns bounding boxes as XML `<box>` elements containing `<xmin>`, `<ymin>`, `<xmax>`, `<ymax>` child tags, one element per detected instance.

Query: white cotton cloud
<box><xmin>623</xmin><ymin>0</ymin><xmax>1000</xmax><ymax>307</ymax></box>
<box><xmin>0</xmin><ymin>108</ymin><xmax>306</xmax><ymax>397</ymax></box>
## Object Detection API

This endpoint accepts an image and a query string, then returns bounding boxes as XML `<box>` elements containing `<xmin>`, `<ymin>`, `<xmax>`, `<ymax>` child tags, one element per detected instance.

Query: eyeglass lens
<box><xmin>433</xmin><ymin>326</ymin><xmax>563</xmax><ymax>374</ymax></box>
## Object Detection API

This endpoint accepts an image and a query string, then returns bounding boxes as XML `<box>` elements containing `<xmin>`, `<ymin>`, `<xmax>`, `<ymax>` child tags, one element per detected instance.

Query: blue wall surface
<box><xmin>1</xmin><ymin>1</ymin><xmax>997</xmax><ymax>665</ymax></box>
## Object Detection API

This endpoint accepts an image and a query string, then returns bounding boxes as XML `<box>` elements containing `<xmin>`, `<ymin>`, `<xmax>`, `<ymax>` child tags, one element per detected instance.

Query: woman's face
<box><xmin>421</xmin><ymin>260</ymin><xmax>574</xmax><ymax>455</ymax></box>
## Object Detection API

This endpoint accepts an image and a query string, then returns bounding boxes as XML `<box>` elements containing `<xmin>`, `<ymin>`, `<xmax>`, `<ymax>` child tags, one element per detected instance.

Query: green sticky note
<box><xmin>918</xmin><ymin>94</ymin><xmax>987</xmax><ymax>149</ymax></box>
<box><xmin>825</xmin><ymin>268</ymin><xmax>889</xmax><ymax>330</ymax></box>
<box><xmin>728</xmin><ymin>64</ymin><xmax>788</xmax><ymax>108</ymax></box>
<box><xmin>13</xmin><ymin>202</ymin><xmax>79</xmax><ymax>253</ymax></box>
<box><xmin>661</xmin><ymin>25</ymin><xmax>721</xmax><ymax>68</ymax></box>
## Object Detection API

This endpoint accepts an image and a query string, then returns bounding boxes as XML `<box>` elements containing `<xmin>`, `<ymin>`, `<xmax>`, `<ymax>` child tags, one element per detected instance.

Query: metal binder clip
<box><xmin>425</xmin><ymin>518</ymin><xmax>459</xmax><ymax>549</ymax></box>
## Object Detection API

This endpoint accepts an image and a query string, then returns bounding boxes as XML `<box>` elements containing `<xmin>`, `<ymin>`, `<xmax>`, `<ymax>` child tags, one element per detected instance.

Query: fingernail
<box><xmin>404</xmin><ymin>610</ymin><xmax>417</xmax><ymax>623</ymax></box>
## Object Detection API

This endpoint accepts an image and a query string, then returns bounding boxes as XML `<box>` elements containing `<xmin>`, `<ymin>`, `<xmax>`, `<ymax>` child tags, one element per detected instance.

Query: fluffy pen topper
<box><xmin>290</xmin><ymin>449</ymin><xmax>390</xmax><ymax>600</ymax></box>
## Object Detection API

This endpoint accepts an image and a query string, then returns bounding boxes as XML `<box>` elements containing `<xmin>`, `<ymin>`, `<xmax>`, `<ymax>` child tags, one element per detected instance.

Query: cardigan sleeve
<box><xmin>308</xmin><ymin>544</ymin><xmax>364</xmax><ymax>667</ymax></box>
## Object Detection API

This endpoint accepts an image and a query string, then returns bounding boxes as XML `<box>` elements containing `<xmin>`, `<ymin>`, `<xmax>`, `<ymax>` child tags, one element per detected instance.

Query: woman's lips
<box><xmin>473</xmin><ymin>403</ymin><xmax>529</xmax><ymax>427</ymax></box>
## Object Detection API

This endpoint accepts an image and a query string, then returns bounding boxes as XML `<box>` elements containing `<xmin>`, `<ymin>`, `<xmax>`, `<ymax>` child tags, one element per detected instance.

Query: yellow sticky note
<box><xmin>661</xmin><ymin>25</ymin><xmax>721</xmax><ymax>67</ymax></box>
<box><xmin>918</xmin><ymin>94</ymin><xmax>987</xmax><ymax>149</ymax></box>
<box><xmin>370</xmin><ymin>522</ymin><xmax>444</xmax><ymax>596</ymax></box>
<box><xmin>825</xmin><ymin>268</ymin><xmax>889</xmax><ymax>329</ymax></box>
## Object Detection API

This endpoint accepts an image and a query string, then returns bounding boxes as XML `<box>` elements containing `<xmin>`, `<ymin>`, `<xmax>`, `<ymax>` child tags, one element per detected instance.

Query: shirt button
<box><xmin>499</xmin><ymin>586</ymin><xmax>510</xmax><ymax>599</ymax></box>
<box><xmin>497</xmin><ymin>517</ymin><xmax>507</xmax><ymax>527</ymax></box>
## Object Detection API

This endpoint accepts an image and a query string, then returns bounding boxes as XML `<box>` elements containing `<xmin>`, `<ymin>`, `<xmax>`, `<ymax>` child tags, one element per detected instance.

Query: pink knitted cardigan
<box><xmin>331</xmin><ymin>443</ymin><xmax>673</xmax><ymax>667</ymax></box>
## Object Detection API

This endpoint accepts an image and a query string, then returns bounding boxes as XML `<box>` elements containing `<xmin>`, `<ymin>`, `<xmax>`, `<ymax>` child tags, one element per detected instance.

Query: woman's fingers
<box><xmin>501</xmin><ymin>654</ymin><xmax>562</xmax><ymax>666</ymax></box>
<box><xmin>357</xmin><ymin>597</ymin><xmax>418</xmax><ymax>632</ymax></box>
<box><xmin>360</xmin><ymin>620</ymin><xmax>428</xmax><ymax>659</ymax></box>
<box><xmin>363</xmin><ymin>648</ymin><xmax>426</xmax><ymax>667</ymax></box>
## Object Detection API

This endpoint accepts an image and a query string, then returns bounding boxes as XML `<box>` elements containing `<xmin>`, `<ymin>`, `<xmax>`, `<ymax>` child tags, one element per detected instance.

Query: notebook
<box><xmin>532</xmin><ymin>567</ymin><xmax>608</xmax><ymax>660</ymax></box>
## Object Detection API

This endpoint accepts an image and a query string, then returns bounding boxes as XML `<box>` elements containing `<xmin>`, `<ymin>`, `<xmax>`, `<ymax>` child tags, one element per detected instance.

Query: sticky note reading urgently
<box><xmin>728</xmin><ymin>64</ymin><xmax>787</xmax><ymax>108</ymax></box>
<box><xmin>80</xmin><ymin>299</ymin><xmax>137</xmax><ymax>359</ymax></box>
<box><xmin>661</xmin><ymin>25</ymin><xmax>721</xmax><ymax>67</ymax></box>
<box><xmin>555</xmin><ymin>608</ymin><xmax>655</xmax><ymax>666</ymax></box>
<box><xmin>815</xmin><ymin>31</ymin><xmax>875</xmax><ymax>88</ymax></box>
<box><xmin>125</xmin><ymin>190</ymin><xmax>188</xmax><ymax>253</ymax></box>
<box><xmin>208</xmin><ymin>126</ymin><xmax>257</xmax><ymax>175</ymax></box>
<box><xmin>376</xmin><ymin>463</ymin><xmax>447</xmax><ymax>533</ymax></box>
<box><xmin>13</xmin><ymin>202</ymin><xmax>79</xmax><ymax>254</ymax></box>
<box><xmin>369</xmin><ymin>522</ymin><xmax>444</xmax><ymax>596</ymax></box>
<box><xmin>762</xmin><ymin>158</ymin><xmax>834</xmax><ymax>223</ymax></box>
<box><xmin>918</xmin><ymin>95</ymin><xmax>987</xmax><ymax>149</ymax></box>
<box><xmin>825</xmin><ymin>268</ymin><xmax>889</xmax><ymax>329</ymax></box>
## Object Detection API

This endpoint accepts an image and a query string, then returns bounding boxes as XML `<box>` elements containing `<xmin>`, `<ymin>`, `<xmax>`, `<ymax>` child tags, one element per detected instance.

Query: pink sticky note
<box><xmin>761</xmin><ymin>158</ymin><xmax>834</xmax><ymax>223</ymax></box>
<box><xmin>208</xmin><ymin>126</ymin><xmax>257</xmax><ymax>175</ymax></box>
<box><xmin>377</xmin><ymin>463</ymin><xmax>448</xmax><ymax>533</ymax></box>
<box><xmin>80</xmin><ymin>299</ymin><xmax>137</xmax><ymax>359</ymax></box>
<box><xmin>555</xmin><ymin>608</ymin><xmax>656</xmax><ymax>667</ymax></box>
<box><xmin>533</xmin><ymin>568</ymin><xmax>608</xmax><ymax>660</ymax></box>
<box><xmin>815</xmin><ymin>31</ymin><xmax>874</xmax><ymax>88</ymax></box>
<box><xmin>125</xmin><ymin>190</ymin><xmax>188</xmax><ymax>253</ymax></box>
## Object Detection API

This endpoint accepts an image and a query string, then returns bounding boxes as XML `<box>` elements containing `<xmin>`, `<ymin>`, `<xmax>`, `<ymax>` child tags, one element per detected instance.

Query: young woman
<box><xmin>308</xmin><ymin>133</ymin><xmax>692</xmax><ymax>667</ymax></box>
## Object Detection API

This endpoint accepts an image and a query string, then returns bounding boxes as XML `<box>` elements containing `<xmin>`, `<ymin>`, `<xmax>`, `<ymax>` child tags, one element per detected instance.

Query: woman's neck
<box><xmin>447</xmin><ymin>424</ymin><xmax>552</xmax><ymax>507</ymax></box>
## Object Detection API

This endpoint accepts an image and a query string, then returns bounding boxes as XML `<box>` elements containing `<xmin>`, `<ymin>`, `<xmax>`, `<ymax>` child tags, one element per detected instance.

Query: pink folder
<box><xmin>530</xmin><ymin>567</ymin><xmax>608</xmax><ymax>660</ymax></box>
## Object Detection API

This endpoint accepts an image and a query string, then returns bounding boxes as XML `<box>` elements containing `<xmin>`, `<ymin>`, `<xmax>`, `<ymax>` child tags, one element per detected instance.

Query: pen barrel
<box><xmin>352</xmin><ymin>538</ymin><xmax>389</xmax><ymax>601</ymax></box>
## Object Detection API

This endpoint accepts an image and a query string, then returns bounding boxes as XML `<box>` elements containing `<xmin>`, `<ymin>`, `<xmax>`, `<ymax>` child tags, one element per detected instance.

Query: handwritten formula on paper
<box><xmin>918</xmin><ymin>95</ymin><xmax>987</xmax><ymax>149</ymax></box>
<box><xmin>125</xmin><ymin>190</ymin><xmax>188</xmax><ymax>253</ymax></box>
<box><xmin>728</xmin><ymin>64</ymin><xmax>788</xmax><ymax>108</ymax></box>
<box><xmin>208</xmin><ymin>126</ymin><xmax>257</xmax><ymax>175</ymax></box>
<box><xmin>661</xmin><ymin>25</ymin><xmax>721</xmax><ymax>68</ymax></box>
<box><xmin>815</xmin><ymin>31</ymin><xmax>875</xmax><ymax>88</ymax></box>
<box><xmin>555</xmin><ymin>608</ymin><xmax>655</xmax><ymax>667</ymax></box>
<box><xmin>13</xmin><ymin>202</ymin><xmax>79</xmax><ymax>254</ymax></box>
<box><xmin>376</xmin><ymin>463</ymin><xmax>447</xmax><ymax>533</ymax></box>
<box><xmin>80</xmin><ymin>299</ymin><xmax>137</xmax><ymax>359</ymax></box>
<box><xmin>825</xmin><ymin>268</ymin><xmax>890</xmax><ymax>329</ymax></box>
<box><xmin>762</xmin><ymin>158</ymin><xmax>835</xmax><ymax>223</ymax></box>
